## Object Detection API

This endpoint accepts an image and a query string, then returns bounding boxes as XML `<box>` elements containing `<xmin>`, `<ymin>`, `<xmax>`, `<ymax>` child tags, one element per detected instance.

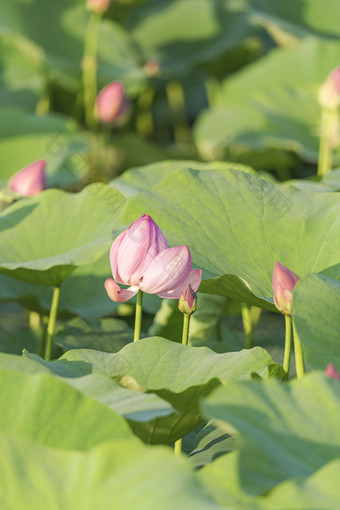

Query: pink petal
<box><xmin>109</xmin><ymin>230</ymin><xmax>128</xmax><ymax>285</ymax></box>
<box><xmin>9</xmin><ymin>160</ymin><xmax>46</xmax><ymax>197</ymax></box>
<box><xmin>140</xmin><ymin>245</ymin><xmax>191</xmax><ymax>295</ymax></box>
<box><xmin>114</xmin><ymin>215</ymin><xmax>168</xmax><ymax>286</ymax></box>
<box><xmin>325</xmin><ymin>363</ymin><xmax>340</xmax><ymax>380</ymax></box>
<box><xmin>104</xmin><ymin>278</ymin><xmax>138</xmax><ymax>303</ymax></box>
<box><xmin>157</xmin><ymin>269</ymin><xmax>202</xmax><ymax>299</ymax></box>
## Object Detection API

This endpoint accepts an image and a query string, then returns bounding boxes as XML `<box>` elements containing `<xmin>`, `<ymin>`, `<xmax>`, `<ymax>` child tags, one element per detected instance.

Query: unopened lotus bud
<box><xmin>272</xmin><ymin>261</ymin><xmax>299</xmax><ymax>316</ymax></box>
<box><xmin>318</xmin><ymin>67</ymin><xmax>340</xmax><ymax>110</ymax></box>
<box><xmin>178</xmin><ymin>284</ymin><xmax>197</xmax><ymax>315</ymax></box>
<box><xmin>325</xmin><ymin>363</ymin><xmax>340</xmax><ymax>381</ymax></box>
<box><xmin>8</xmin><ymin>160</ymin><xmax>46</xmax><ymax>197</ymax></box>
<box><xmin>86</xmin><ymin>0</ymin><xmax>111</xmax><ymax>13</ymax></box>
<box><xmin>96</xmin><ymin>81</ymin><xmax>129</xmax><ymax>125</ymax></box>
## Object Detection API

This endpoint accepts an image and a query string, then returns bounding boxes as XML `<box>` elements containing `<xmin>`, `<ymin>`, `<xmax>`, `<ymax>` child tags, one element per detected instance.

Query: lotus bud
<box><xmin>178</xmin><ymin>284</ymin><xmax>197</xmax><ymax>315</ymax></box>
<box><xmin>96</xmin><ymin>81</ymin><xmax>129</xmax><ymax>125</ymax></box>
<box><xmin>318</xmin><ymin>67</ymin><xmax>340</xmax><ymax>110</ymax></box>
<box><xmin>86</xmin><ymin>0</ymin><xmax>111</xmax><ymax>13</ymax></box>
<box><xmin>8</xmin><ymin>160</ymin><xmax>46</xmax><ymax>197</ymax></box>
<box><xmin>272</xmin><ymin>261</ymin><xmax>299</xmax><ymax>316</ymax></box>
<box><xmin>144</xmin><ymin>60</ymin><xmax>161</xmax><ymax>77</ymax></box>
<box><xmin>325</xmin><ymin>363</ymin><xmax>340</xmax><ymax>381</ymax></box>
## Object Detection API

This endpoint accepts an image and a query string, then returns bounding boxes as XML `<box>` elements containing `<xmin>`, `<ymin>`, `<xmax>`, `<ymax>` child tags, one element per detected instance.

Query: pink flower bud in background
<box><xmin>86</xmin><ymin>0</ymin><xmax>111</xmax><ymax>13</ymax></box>
<box><xmin>96</xmin><ymin>81</ymin><xmax>129</xmax><ymax>125</ymax></box>
<box><xmin>318</xmin><ymin>67</ymin><xmax>340</xmax><ymax>110</ymax></box>
<box><xmin>178</xmin><ymin>284</ymin><xmax>197</xmax><ymax>315</ymax></box>
<box><xmin>8</xmin><ymin>160</ymin><xmax>46</xmax><ymax>197</ymax></box>
<box><xmin>105</xmin><ymin>214</ymin><xmax>202</xmax><ymax>302</ymax></box>
<box><xmin>325</xmin><ymin>363</ymin><xmax>340</xmax><ymax>381</ymax></box>
<box><xmin>144</xmin><ymin>60</ymin><xmax>161</xmax><ymax>78</ymax></box>
<box><xmin>272</xmin><ymin>261</ymin><xmax>299</xmax><ymax>315</ymax></box>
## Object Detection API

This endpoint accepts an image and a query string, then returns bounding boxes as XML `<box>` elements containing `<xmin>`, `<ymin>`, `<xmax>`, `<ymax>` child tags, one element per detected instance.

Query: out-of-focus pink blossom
<box><xmin>325</xmin><ymin>363</ymin><xmax>340</xmax><ymax>380</ymax></box>
<box><xmin>318</xmin><ymin>67</ymin><xmax>340</xmax><ymax>110</ymax></box>
<box><xmin>86</xmin><ymin>0</ymin><xmax>111</xmax><ymax>13</ymax></box>
<box><xmin>9</xmin><ymin>160</ymin><xmax>46</xmax><ymax>197</ymax></box>
<box><xmin>273</xmin><ymin>261</ymin><xmax>299</xmax><ymax>315</ymax></box>
<box><xmin>178</xmin><ymin>284</ymin><xmax>197</xmax><ymax>315</ymax></box>
<box><xmin>105</xmin><ymin>214</ymin><xmax>202</xmax><ymax>302</ymax></box>
<box><xmin>96</xmin><ymin>81</ymin><xmax>129</xmax><ymax>125</ymax></box>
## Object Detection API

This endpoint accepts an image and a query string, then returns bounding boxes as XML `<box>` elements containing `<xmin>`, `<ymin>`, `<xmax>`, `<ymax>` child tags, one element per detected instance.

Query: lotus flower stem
<box><xmin>29</xmin><ymin>311</ymin><xmax>40</xmax><ymax>331</ymax></box>
<box><xmin>292</xmin><ymin>321</ymin><xmax>305</xmax><ymax>379</ymax></box>
<box><xmin>182</xmin><ymin>313</ymin><xmax>191</xmax><ymax>346</ymax></box>
<box><xmin>38</xmin><ymin>317</ymin><xmax>48</xmax><ymax>358</ymax></box>
<box><xmin>317</xmin><ymin>109</ymin><xmax>337</xmax><ymax>176</ymax></box>
<box><xmin>283</xmin><ymin>314</ymin><xmax>292</xmax><ymax>376</ymax></box>
<box><xmin>166</xmin><ymin>80</ymin><xmax>191</xmax><ymax>145</ymax></box>
<box><xmin>83</xmin><ymin>11</ymin><xmax>102</xmax><ymax>128</ymax></box>
<box><xmin>241</xmin><ymin>303</ymin><xmax>252</xmax><ymax>349</ymax></box>
<box><xmin>45</xmin><ymin>286</ymin><xmax>60</xmax><ymax>361</ymax></box>
<box><xmin>133</xmin><ymin>290</ymin><xmax>144</xmax><ymax>342</ymax></box>
<box><xmin>174</xmin><ymin>438</ymin><xmax>182</xmax><ymax>456</ymax></box>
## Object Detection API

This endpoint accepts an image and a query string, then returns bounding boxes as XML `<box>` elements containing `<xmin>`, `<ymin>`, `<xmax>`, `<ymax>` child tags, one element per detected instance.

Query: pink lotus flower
<box><xmin>318</xmin><ymin>67</ymin><xmax>340</xmax><ymax>110</ymax></box>
<box><xmin>9</xmin><ymin>160</ymin><xmax>46</xmax><ymax>197</ymax></box>
<box><xmin>325</xmin><ymin>363</ymin><xmax>340</xmax><ymax>381</ymax></box>
<box><xmin>178</xmin><ymin>284</ymin><xmax>197</xmax><ymax>315</ymax></box>
<box><xmin>105</xmin><ymin>215</ymin><xmax>202</xmax><ymax>302</ymax></box>
<box><xmin>86</xmin><ymin>0</ymin><xmax>111</xmax><ymax>12</ymax></box>
<box><xmin>96</xmin><ymin>81</ymin><xmax>129</xmax><ymax>125</ymax></box>
<box><xmin>273</xmin><ymin>261</ymin><xmax>300</xmax><ymax>315</ymax></box>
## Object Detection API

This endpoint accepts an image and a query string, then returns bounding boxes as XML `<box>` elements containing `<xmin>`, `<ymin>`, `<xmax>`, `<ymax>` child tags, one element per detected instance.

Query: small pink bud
<box><xmin>178</xmin><ymin>284</ymin><xmax>197</xmax><ymax>315</ymax></box>
<box><xmin>144</xmin><ymin>60</ymin><xmax>161</xmax><ymax>77</ymax></box>
<box><xmin>272</xmin><ymin>261</ymin><xmax>299</xmax><ymax>315</ymax></box>
<box><xmin>95</xmin><ymin>81</ymin><xmax>129</xmax><ymax>125</ymax></box>
<box><xmin>8</xmin><ymin>160</ymin><xmax>46</xmax><ymax>197</ymax></box>
<box><xmin>318</xmin><ymin>67</ymin><xmax>340</xmax><ymax>110</ymax></box>
<box><xmin>325</xmin><ymin>363</ymin><xmax>340</xmax><ymax>381</ymax></box>
<box><xmin>86</xmin><ymin>0</ymin><xmax>111</xmax><ymax>13</ymax></box>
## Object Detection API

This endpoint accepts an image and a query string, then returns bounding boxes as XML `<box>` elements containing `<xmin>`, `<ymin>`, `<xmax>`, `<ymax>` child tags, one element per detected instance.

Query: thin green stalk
<box><xmin>134</xmin><ymin>290</ymin><xmax>143</xmax><ymax>342</ymax></box>
<box><xmin>174</xmin><ymin>312</ymin><xmax>191</xmax><ymax>455</ymax></box>
<box><xmin>241</xmin><ymin>303</ymin><xmax>252</xmax><ymax>349</ymax></box>
<box><xmin>283</xmin><ymin>314</ymin><xmax>292</xmax><ymax>376</ymax></box>
<box><xmin>29</xmin><ymin>311</ymin><xmax>40</xmax><ymax>331</ymax></box>
<box><xmin>38</xmin><ymin>316</ymin><xmax>48</xmax><ymax>358</ymax></box>
<box><xmin>174</xmin><ymin>438</ymin><xmax>182</xmax><ymax>456</ymax></box>
<box><xmin>44</xmin><ymin>286</ymin><xmax>60</xmax><ymax>361</ymax></box>
<box><xmin>83</xmin><ymin>11</ymin><xmax>102</xmax><ymax>128</ymax></box>
<box><xmin>166</xmin><ymin>80</ymin><xmax>191</xmax><ymax>145</ymax></box>
<box><xmin>181</xmin><ymin>313</ymin><xmax>190</xmax><ymax>346</ymax></box>
<box><xmin>317</xmin><ymin>109</ymin><xmax>337</xmax><ymax>177</ymax></box>
<box><xmin>292</xmin><ymin>321</ymin><xmax>305</xmax><ymax>379</ymax></box>
<box><xmin>136</xmin><ymin>87</ymin><xmax>155</xmax><ymax>138</ymax></box>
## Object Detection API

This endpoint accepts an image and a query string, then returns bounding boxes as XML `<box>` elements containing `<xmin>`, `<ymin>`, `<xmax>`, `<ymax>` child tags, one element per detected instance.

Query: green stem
<box><xmin>29</xmin><ymin>311</ymin><xmax>40</xmax><ymax>331</ymax></box>
<box><xmin>317</xmin><ymin>109</ymin><xmax>337</xmax><ymax>177</ymax></box>
<box><xmin>283</xmin><ymin>314</ymin><xmax>292</xmax><ymax>376</ymax></box>
<box><xmin>174</xmin><ymin>438</ymin><xmax>182</xmax><ymax>456</ymax></box>
<box><xmin>83</xmin><ymin>11</ymin><xmax>102</xmax><ymax>129</ymax></box>
<box><xmin>134</xmin><ymin>290</ymin><xmax>143</xmax><ymax>342</ymax></box>
<box><xmin>174</xmin><ymin>312</ymin><xmax>192</xmax><ymax>455</ymax></box>
<box><xmin>292</xmin><ymin>321</ymin><xmax>305</xmax><ymax>379</ymax></box>
<box><xmin>182</xmin><ymin>313</ymin><xmax>190</xmax><ymax>346</ymax></box>
<box><xmin>136</xmin><ymin>87</ymin><xmax>155</xmax><ymax>138</ymax></box>
<box><xmin>44</xmin><ymin>287</ymin><xmax>60</xmax><ymax>361</ymax></box>
<box><xmin>241</xmin><ymin>303</ymin><xmax>252</xmax><ymax>349</ymax></box>
<box><xmin>166</xmin><ymin>80</ymin><xmax>191</xmax><ymax>145</ymax></box>
<box><xmin>38</xmin><ymin>316</ymin><xmax>48</xmax><ymax>358</ymax></box>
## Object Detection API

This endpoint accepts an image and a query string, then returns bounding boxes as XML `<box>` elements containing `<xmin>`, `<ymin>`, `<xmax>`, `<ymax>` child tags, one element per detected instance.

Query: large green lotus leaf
<box><xmin>246</xmin><ymin>0</ymin><xmax>340</xmax><ymax>45</ymax></box>
<box><xmin>194</xmin><ymin>38</ymin><xmax>340</xmax><ymax>163</ymax></box>
<box><xmin>202</xmin><ymin>373</ymin><xmax>340</xmax><ymax>495</ymax></box>
<box><xmin>119</xmin><ymin>167</ymin><xmax>340</xmax><ymax>309</ymax></box>
<box><xmin>0</xmin><ymin>435</ymin><xmax>219</xmax><ymax>510</ymax></box>
<box><xmin>0</xmin><ymin>351</ymin><xmax>174</xmax><ymax>427</ymax></box>
<box><xmin>0</xmin><ymin>1</ymin><xmax>145</xmax><ymax>94</ymax></box>
<box><xmin>125</xmin><ymin>0</ymin><xmax>249</xmax><ymax>75</ymax></box>
<box><xmin>0</xmin><ymin>107</ymin><xmax>89</xmax><ymax>187</ymax></box>
<box><xmin>0</xmin><ymin>366</ymin><xmax>134</xmax><ymax>450</ymax></box>
<box><xmin>188</xmin><ymin>421</ymin><xmax>237</xmax><ymax>469</ymax></box>
<box><xmin>261</xmin><ymin>459</ymin><xmax>340</xmax><ymax>509</ymax></box>
<box><xmin>60</xmin><ymin>337</ymin><xmax>272</xmax><ymax>443</ymax></box>
<box><xmin>111</xmin><ymin>159</ymin><xmax>256</xmax><ymax>197</ymax></box>
<box><xmin>56</xmin><ymin>317</ymin><xmax>134</xmax><ymax>353</ymax></box>
<box><xmin>292</xmin><ymin>273</ymin><xmax>340</xmax><ymax>370</ymax></box>
<box><xmin>0</xmin><ymin>183</ymin><xmax>125</xmax><ymax>286</ymax></box>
